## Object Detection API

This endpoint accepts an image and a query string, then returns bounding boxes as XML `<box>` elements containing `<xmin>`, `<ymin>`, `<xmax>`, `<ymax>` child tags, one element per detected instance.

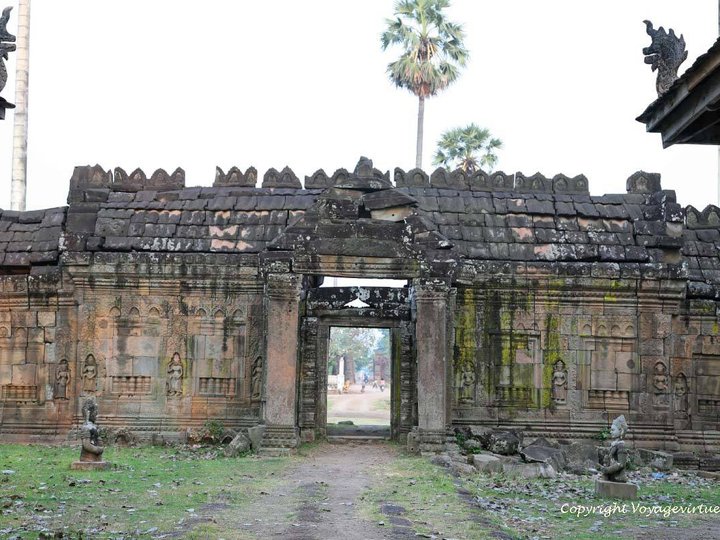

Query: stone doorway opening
<box><xmin>326</xmin><ymin>326</ymin><xmax>391</xmax><ymax>437</ymax></box>
<box><xmin>299</xmin><ymin>285</ymin><xmax>414</xmax><ymax>443</ymax></box>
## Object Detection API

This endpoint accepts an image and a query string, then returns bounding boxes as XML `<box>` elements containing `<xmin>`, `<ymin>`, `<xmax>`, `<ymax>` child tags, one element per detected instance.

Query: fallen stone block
<box><xmin>488</xmin><ymin>431</ymin><xmax>521</xmax><ymax>455</ymax></box>
<box><xmin>224</xmin><ymin>431</ymin><xmax>251</xmax><ymax>457</ymax></box>
<box><xmin>472</xmin><ymin>453</ymin><xmax>504</xmax><ymax>474</ymax></box>
<box><xmin>450</xmin><ymin>462</ymin><xmax>477</xmax><ymax>477</ymax></box>
<box><xmin>521</xmin><ymin>444</ymin><xmax>567</xmax><ymax>471</ymax></box>
<box><xmin>430</xmin><ymin>454</ymin><xmax>453</xmax><ymax>468</ymax></box>
<box><xmin>650</xmin><ymin>452</ymin><xmax>673</xmax><ymax>472</ymax></box>
<box><xmin>637</xmin><ymin>449</ymin><xmax>673</xmax><ymax>471</ymax></box>
<box><xmin>562</xmin><ymin>441</ymin><xmax>599</xmax><ymax>474</ymax></box>
<box><xmin>503</xmin><ymin>462</ymin><xmax>556</xmax><ymax>479</ymax></box>
<box><xmin>448</xmin><ymin>450</ymin><xmax>470</xmax><ymax>464</ymax></box>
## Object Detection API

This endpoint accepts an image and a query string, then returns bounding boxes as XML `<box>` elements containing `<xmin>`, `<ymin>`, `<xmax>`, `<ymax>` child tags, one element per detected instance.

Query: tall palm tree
<box><xmin>433</xmin><ymin>124</ymin><xmax>503</xmax><ymax>173</ymax></box>
<box><xmin>381</xmin><ymin>0</ymin><xmax>468</xmax><ymax>169</ymax></box>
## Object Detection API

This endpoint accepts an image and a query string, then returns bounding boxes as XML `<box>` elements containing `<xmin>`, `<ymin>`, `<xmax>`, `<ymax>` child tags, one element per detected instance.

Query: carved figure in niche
<box><xmin>251</xmin><ymin>356</ymin><xmax>262</xmax><ymax>400</ymax></box>
<box><xmin>166</xmin><ymin>353</ymin><xmax>183</xmax><ymax>397</ymax></box>
<box><xmin>82</xmin><ymin>354</ymin><xmax>98</xmax><ymax>394</ymax></box>
<box><xmin>600</xmin><ymin>415</ymin><xmax>629</xmax><ymax>482</ymax></box>
<box><xmin>78</xmin><ymin>398</ymin><xmax>104</xmax><ymax>462</ymax></box>
<box><xmin>674</xmin><ymin>373</ymin><xmax>689</xmax><ymax>414</ymax></box>
<box><xmin>457</xmin><ymin>363</ymin><xmax>476</xmax><ymax>404</ymax></box>
<box><xmin>55</xmin><ymin>359</ymin><xmax>70</xmax><ymax>400</ymax></box>
<box><xmin>551</xmin><ymin>360</ymin><xmax>568</xmax><ymax>404</ymax></box>
<box><xmin>653</xmin><ymin>361</ymin><xmax>670</xmax><ymax>407</ymax></box>
<box><xmin>653</xmin><ymin>361</ymin><xmax>669</xmax><ymax>393</ymax></box>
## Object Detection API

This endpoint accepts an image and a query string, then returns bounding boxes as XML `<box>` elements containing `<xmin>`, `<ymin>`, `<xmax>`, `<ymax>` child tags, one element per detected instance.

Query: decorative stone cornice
<box><xmin>414</xmin><ymin>278</ymin><xmax>450</xmax><ymax>303</ymax></box>
<box><xmin>266</xmin><ymin>273</ymin><xmax>301</xmax><ymax>300</ymax></box>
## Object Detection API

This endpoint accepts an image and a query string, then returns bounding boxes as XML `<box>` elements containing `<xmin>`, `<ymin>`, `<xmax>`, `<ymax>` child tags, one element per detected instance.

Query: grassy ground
<box><xmin>360</xmin><ymin>451</ymin><xmax>515</xmax><ymax>538</ymax></box>
<box><xmin>361</xmin><ymin>452</ymin><xmax>720</xmax><ymax>540</ymax></box>
<box><xmin>0</xmin><ymin>444</ymin><xmax>289</xmax><ymax>538</ymax></box>
<box><xmin>472</xmin><ymin>472</ymin><xmax>720</xmax><ymax>540</ymax></box>
<box><xmin>4</xmin><ymin>443</ymin><xmax>719</xmax><ymax>539</ymax></box>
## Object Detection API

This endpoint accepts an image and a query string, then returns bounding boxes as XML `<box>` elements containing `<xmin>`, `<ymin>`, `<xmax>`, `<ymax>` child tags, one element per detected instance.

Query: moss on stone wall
<box><xmin>453</xmin><ymin>288</ymin><xmax>477</xmax><ymax>372</ymax></box>
<box><xmin>542</xmin><ymin>313</ymin><xmax>561</xmax><ymax>408</ymax></box>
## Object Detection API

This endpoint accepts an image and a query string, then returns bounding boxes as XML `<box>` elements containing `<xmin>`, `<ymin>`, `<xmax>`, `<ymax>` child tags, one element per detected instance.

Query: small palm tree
<box><xmin>433</xmin><ymin>124</ymin><xmax>503</xmax><ymax>173</ymax></box>
<box><xmin>381</xmin><ymin>0</ymin><xmax>468</xmax><ymax>169</ymax></box>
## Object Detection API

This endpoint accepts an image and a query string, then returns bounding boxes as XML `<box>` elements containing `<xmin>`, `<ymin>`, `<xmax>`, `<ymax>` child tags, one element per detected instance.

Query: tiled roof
<box><xmin>0</xmin><ymin>207</ymin><xmax>66</xmax><ymax>267</ymax></box>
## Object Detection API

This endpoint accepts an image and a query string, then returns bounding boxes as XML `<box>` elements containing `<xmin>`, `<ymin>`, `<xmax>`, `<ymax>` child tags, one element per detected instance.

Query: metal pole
<box><xmin>10</xmin><ymin>0</ymin><xmax>29</xmax><ymax>211</ymax></box>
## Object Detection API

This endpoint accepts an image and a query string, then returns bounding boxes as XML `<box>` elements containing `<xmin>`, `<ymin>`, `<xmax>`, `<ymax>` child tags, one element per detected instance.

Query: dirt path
<box><xmin>231</xmin><ymin>443</ymin><xmax>408</xmax><ymax>540</ymax></box>
<box><xmin>327</xmin><ymin>384</ymin><xmax>390</xmax><ymax>423</ymax></box>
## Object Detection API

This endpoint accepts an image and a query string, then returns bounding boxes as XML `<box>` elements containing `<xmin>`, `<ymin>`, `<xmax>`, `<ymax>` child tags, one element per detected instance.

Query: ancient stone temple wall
<box><xmin>2</xmin><ymin>161</ymin><xmax>720</xmax><ymax>453</ymax></box>
<box><xmin>0</xmin><ymin>269</ymin><xmax>77</xmax><ymax>440</ymax></box>
<box><xmin>66</xmin><ymin>254</ymin><xmax>264</xmax><ymax>438</ymax></box>
<box><xmin>451</xmin><ymin>273</ymin><xmax>685</xmax><ymax>449</ymax></box>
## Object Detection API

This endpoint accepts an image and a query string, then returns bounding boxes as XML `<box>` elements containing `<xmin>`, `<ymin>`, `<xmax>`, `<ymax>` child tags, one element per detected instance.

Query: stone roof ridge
<box><xmin>68</xmin><ymin>164</ymin><xmax>186</xmax><ymax>202</ymax></box>
<box><xmin>331</xmin><ymin>157</ymin><xmax>392</xmax><ymax>191</ymax></box>
<box><xmin>214</xmin><ymin>166</ymin><xmax>257</xmax><ymax>188</ymax></box>
<box><xmin>686</xmin><ymin>204</ymin><xmax>720</xmax><ymax>229</ymax></box>
<box><xmin>113</xmin><ymin>167</ymin><xmax>186</xmax><ymax>192</ymax></box>
<box><xmin>393</xmin><ymin>166</ymin><xmax>589</xmax><ymax>194</ymax></box>
<box><xmin>626</xmin><ymin>171</ymin><xmax>662</xmax><ymax>194</ymax></box>
<box><xmin>262</xmin><ymin>166</ymin><xmax>302</xmax><ymax>189</ymax></box>
<box><xmin>305</xmin><ymin>169</ymin><xmax>334</xmax><ymax>189</ymax></box>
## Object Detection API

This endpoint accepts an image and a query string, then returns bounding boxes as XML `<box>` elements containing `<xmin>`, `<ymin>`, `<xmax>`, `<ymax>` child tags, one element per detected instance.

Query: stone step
<box><xmin>326</xmin><ymin>435</ymin><xmax>389</xmax><ymax>444</ymax></box>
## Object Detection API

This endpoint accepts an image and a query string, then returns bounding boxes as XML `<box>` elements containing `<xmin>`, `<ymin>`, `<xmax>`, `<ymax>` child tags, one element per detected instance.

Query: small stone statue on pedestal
<box><xmin>71</xmin><ymin>398</ymin><xmax>110</xmax><ymax>470</ymax></box>
<box><xmin>595</xmin><ymin>415</ymin><xmax>636</xmax><ymax>499</ymax></box>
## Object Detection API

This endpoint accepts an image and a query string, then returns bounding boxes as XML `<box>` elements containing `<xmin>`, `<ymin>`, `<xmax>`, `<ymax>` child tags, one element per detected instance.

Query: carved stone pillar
<box><xmin>261</xmin><ymin>273</ymin><xmax>301</xmax><ymax>454</ymax></box>
<box><xmin>414</xmin><ymin>279</ymin><xmax>450</xmax><ymax>453</ymax></box>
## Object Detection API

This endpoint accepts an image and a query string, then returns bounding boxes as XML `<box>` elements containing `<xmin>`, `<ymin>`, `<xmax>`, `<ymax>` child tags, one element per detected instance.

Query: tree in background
<box><xmin>329</xmin><ymin>328</ymin><xmax>389</xmax><ymax>376</ymax></box>
<box><xmin>381</xmin><ymin>0</ymin><xmax>468</xmax><ymax>169</ymax></box>
<box><xmin>433</xmin><ymin>123</ymin><xmax>503</xmax><ymax>173</ymax></box>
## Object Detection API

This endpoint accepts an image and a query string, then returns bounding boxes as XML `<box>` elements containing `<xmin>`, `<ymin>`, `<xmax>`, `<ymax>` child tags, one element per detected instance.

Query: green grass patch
<box><xmin>360</xmin><ymin>452</ymin><xmax>515</xmax><ymax>539</ymax></box>
<box><xmin>0</xmin><ymin>444</ymin><xmax>290</xmax><ymax>538</ymax></box>
<box><xmin>464</xmin><ymin>472</ymin><xmax>720</xmax><ymax>539</ymax></box>
<box><xmin>361</xmin><ymin>453</ymin><xmax>720</xmax><ymax>540</ymax></box>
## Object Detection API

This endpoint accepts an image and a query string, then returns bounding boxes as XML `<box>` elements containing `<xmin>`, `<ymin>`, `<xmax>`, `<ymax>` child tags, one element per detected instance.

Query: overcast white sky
<box><xmin>0</xmin><ymin>1</ymin><xmax>717</xmax><ymax>211</ymax></box>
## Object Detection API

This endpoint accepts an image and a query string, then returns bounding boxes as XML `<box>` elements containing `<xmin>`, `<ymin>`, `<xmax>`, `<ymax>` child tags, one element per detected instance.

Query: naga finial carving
<box><xmin>643</xmin><ymin>20</ymin><xmax>688</xmax><ymax>96</ymax></box>
<box><xmin>0</xmin><ymin>7</ymin><xmax>16</xmax><ymax>94</ymax></box>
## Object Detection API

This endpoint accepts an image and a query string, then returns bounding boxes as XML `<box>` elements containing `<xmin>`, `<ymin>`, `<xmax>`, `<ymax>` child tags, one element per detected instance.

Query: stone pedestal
<box><xmin>259</xmin><ymin>425</ymin><xmax>299</xmax><ymax>456</ymax></box>
<box><xmin>70</xmin><ymin>460</ymin><xmax>111</xmax><ymax>471</ymax></box>
<box><xmin>415</xmin><ymin>280</ymin><xmax>450</xmax><ymax>453</ymax></box>
<box><xmin>261</xmin><ymin>273</ymin><xmax>301</xmax><ymax>454</ymax></box>
<box><xmin>595</xmin><ymin>479</ymin><xmax>637</xmax><ymax>500</ymax></box>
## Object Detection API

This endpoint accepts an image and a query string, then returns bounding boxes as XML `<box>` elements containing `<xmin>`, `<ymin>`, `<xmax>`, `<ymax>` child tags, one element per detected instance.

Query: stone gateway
<box><xmin>1</xmin><ymin>158</ymin><xmax>720</xmax><ymax>455</ymax></box>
